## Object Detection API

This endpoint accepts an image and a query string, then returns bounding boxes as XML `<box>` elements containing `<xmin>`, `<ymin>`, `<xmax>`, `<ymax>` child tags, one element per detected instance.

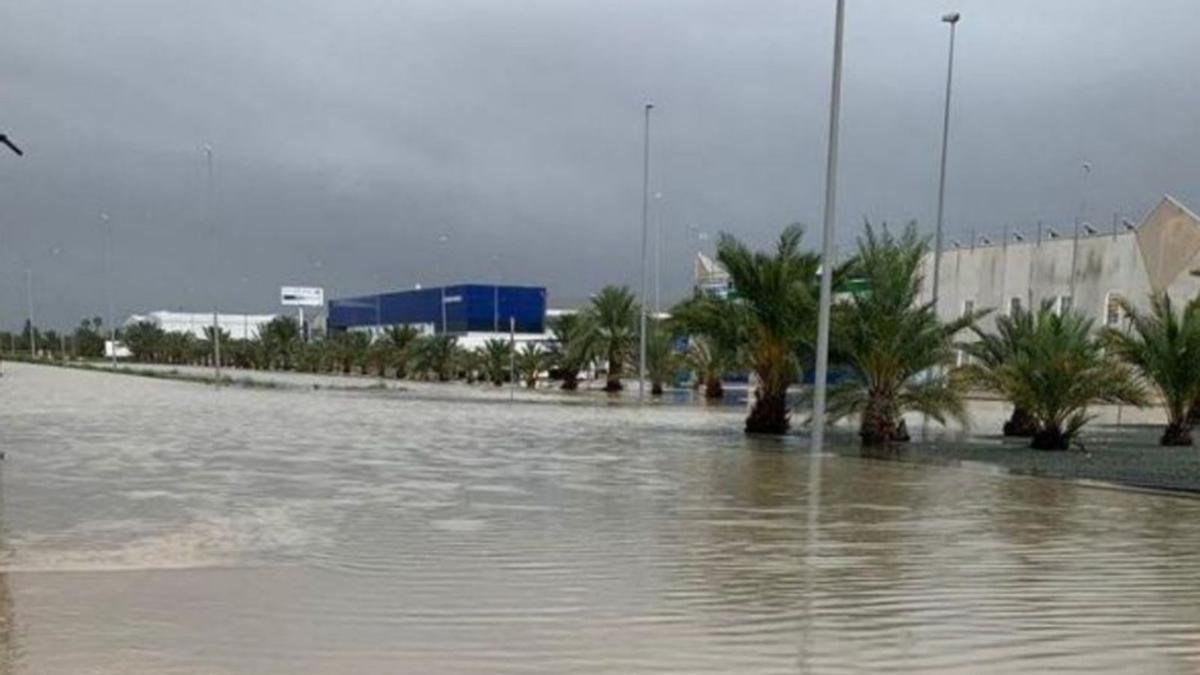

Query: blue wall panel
<box><xmin>328</xmin><ymin>284</ymin><xmax>546</xmax><ymax>335</ymax></box>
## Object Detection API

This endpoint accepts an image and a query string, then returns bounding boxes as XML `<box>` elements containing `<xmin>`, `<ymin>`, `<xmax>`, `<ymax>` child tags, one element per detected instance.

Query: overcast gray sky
<box><xmin>3</xmin><ymin>0</ymin><xmax>1199</xmax><ymax>329</ymax></box>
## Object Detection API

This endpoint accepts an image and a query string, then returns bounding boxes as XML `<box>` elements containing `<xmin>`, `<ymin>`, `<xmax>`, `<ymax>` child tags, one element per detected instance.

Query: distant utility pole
<box><xmin>810</xmin><ymin>0</ymin><xmax>848</xmax><ymax>452</ymax></box>
<box><xmin>638</xmin><ymin>102</ymin><xmax>654</xmax><ymax>404</ymax></box>
<box><xmin>101</xmin><ymin>212</ymin><xmax>118</xmax><ymax>367</ymax></box>
<box><xmin>25</xmin><ymin>268</ymin><xmax>35</xmax><ymax>359</ymax></box>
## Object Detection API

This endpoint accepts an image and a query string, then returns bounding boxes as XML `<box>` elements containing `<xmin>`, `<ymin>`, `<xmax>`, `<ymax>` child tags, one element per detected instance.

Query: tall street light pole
<box><xmin>653</xmin><ymin>192</ymin><xmax>663</xmax><ymax>315</ymax></box>
<box><xmin>101</xmin><ymin>212</ymin><xmax>117</xmax><ymax>367</ymax></box>
<box><xmin>1070</xmin><ymin>161</ymin><xmax>1091</xmax><ymax>300</ymax></box>
<box><xmin>638</xmin><ymin>103</ymin><xmax>653</xmax><ymax>404</ymax></box>
<box><xmin>810</xmin><ymin>0</ymin><xmax>847</xmax><ymax>453</ymax></box>
<box><xmin>931</xmin><ymin>11</ymin><xmax>960</xmax><ymax>314</ymax></box>
<box><xmin>438</xmin><ymin>234</ymin><xmax>450</xmax><ymax>335</ymax></box>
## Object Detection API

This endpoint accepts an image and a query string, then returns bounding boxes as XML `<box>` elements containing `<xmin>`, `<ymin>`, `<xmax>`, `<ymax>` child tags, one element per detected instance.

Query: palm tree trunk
<box><xmin>704</xmin><ymin>375</ymin><xmax>724</xmax><ymax>400</ymax></box>
<box><xmin>1003</xmin><ymin>407</ymin><xmax>1037</xmax><ymax>437</ymax></box>
<box><xmin>859</xmin><ymin>391</ymin><xmax>907</xmax><ymax>445</ymax></box>
<box><xmin>561</xmin><ymin>371</ymin><xmax>579</xmax><ymax>391</ymax></box>
<box><xmin>1161</xmin><ymin>421</ymin><xmax>1193</xmax><ymax>446</ymax></box>
<box><xmin>1031</xmin><ymin>425</ymin><xmax>1070</xmax><ymax>450</ymax></box>
<box><xmin>745</xmin><ymin>386</ymin><xmax>788</xmax><ymax>434</ymax></box>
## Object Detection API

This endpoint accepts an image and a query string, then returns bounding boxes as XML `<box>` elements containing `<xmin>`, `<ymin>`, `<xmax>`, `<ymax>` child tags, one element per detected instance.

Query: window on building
<box><xmin>1057</xmin><ymin>295</ymin><xmax>1073</xmax><ymax>316</ymax></box>
<box><xmin>1105</xmin><ymin>293</ymin><xmax>1127</xmax><ymax>327</ymax></box>
<box><xmin>1009</xmin><ymin>297</ymin><xmax>1022</xmax><ymax>316</ymax></box>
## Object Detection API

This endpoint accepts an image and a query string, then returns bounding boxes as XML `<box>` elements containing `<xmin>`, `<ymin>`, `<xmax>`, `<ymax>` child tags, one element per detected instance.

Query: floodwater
<box><xmin>1</xmin><ymin>363</ymin><xmax>1199</xmax><ymax>674</ymax></box>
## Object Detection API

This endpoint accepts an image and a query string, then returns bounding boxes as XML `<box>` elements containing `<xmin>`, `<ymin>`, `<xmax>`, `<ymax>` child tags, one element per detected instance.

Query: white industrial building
<box><xmin>923</xmin><ymin>195</ymin><xmax>1200</xmax><ymax>331</ymax></box>
<box><xmin>124</xmin><ymin>311</ymin><xmax>278</xmax><ymax>340</ymax></box>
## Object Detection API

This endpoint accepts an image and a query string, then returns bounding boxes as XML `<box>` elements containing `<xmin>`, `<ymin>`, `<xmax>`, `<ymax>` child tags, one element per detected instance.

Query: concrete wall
<box><xmin>924</xmin><ymin>231</ymin><xmax>1157</xmax><ymax>332</ymax></box>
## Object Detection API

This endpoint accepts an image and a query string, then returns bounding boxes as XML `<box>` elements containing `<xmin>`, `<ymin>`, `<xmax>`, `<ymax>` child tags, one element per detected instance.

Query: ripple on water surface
<box><xmin>0</xmin><ymin>363</ymin><xmax>1199</xmax><ymax>674</ymax></box>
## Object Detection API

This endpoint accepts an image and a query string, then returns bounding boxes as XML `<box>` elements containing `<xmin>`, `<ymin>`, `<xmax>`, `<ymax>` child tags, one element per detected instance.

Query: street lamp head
<box><xmin>942</xmin><ymin>12</ymin><xmax>961</xmax><ymax>24</ymax></box>
<box><xmin>0</xmin><ymin>134</ymin><xmax>23</xmax><ymax>157</ymax></box>
<box><xmin>644</xmin><ymin>102</ymin><xmax>654</xmax><ymax>111</ymax></box>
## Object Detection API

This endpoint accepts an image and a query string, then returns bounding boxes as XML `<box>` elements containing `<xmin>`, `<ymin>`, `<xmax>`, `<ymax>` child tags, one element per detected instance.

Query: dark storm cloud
<box><xmin>2</xmin><ymin>0</ymin><xmax>1199</xmax><ymax>328</ymax></box>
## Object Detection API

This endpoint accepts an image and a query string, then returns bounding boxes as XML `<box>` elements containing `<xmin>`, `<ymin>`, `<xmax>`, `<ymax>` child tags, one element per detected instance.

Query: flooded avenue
<box><xmin>0</xmin><ymin>362</ymin><xmax>1198</xmax><ymax>674</ymax></box>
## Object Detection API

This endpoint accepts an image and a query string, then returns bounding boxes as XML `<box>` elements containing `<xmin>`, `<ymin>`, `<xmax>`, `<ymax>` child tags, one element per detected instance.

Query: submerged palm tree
<box><xmin>410</xmin><ymin>334</ymin><xmax>457</xmax><ymax>382</ymax></box>
<box><xmin>385</xmin><ymin>325</ymin><xmax>420</xmax><ymax>379</ymax></box>
<box><xmin>547</xmin><ymin>313</ymin><xmax>592</xmax><ymax>391</ymax></box>
<box><xmin>961</xmin><ymin>305</ymin><xmax>1039</xmax><ymax>437</ymax></box>
<box><xmin>586</xmin><ymin>286</ymin><xmax>639</xmax><ymax>392</ymax></box>
<box><xmin>515</xmin><ymin>342</ymin><xmax>546</xmax><ymax>389</ymax></box>
<box><xmin>717</xmin><ymin>225</ymin><xmax>821</xmax><ymax>434</ymax></box>
<box><xmin>671</xmin><ymin>293</ymin><xmax>743</xmax><ymax>399</ymax></box>
<box><xmin>480</xmin><ymin>338</ymin><xmax>512</xmax><ymax>386</ymax></box>
<box><xmin>823</xmin><ymin>223</ymin><xmax>980</xmax><ymax>444</ymax></box>
<box><xmin>962</xmin><ymin>305</ymin><xmax>1145</xmax><ymax>450</ymax></box>
<box><xmin>260</xmin><ymin>316</ymin><xmax>302</xmax><ymax>370</ymax></box>
<box><xmin>644</xmin><ymin>319</ymin><xmax>679</xmax><ymax>396</ymax></box>
<box><xmin>1104</xmin><ymin>293</ymin><xmax>1200</xmax><ymax>446</ymax></box>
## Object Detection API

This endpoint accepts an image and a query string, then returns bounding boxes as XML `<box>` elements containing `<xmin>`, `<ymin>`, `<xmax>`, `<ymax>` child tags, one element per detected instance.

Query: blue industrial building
<box><xmin>327</xmin><ymin>284</ymin><xmax>547</xmax><ymax>335</ymax></box>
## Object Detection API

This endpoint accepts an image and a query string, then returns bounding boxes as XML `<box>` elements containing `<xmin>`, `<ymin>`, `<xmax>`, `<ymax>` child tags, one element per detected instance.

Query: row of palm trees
<box><xmin>99</xmin><ymin>219</ymin><xmax>1200</xmax><ymax>450</ymax></box>
<box><xmin>677</xmin><ymin>221</ymin><xmax>1200</xmax><ymax>450</ymax></box>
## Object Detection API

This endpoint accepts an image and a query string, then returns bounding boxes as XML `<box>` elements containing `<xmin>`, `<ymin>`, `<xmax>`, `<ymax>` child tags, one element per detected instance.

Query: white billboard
<box><xmin>280</xmin><ymin>286</ymin><xmax>324</xmax><ymax>307</ymax></box>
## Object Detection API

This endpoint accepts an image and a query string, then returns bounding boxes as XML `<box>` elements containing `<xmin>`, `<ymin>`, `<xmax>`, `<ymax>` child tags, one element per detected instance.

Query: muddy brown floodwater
<box><xmin>0</xmin><ymin>362</ymin><xmax>1198</xmax><ymax>674</ymax></box>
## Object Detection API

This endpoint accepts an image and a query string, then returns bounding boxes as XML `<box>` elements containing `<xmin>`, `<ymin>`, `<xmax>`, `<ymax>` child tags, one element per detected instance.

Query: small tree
<box><xmin>671</xmin><ymin>293</ymin><xmax>743</xmax><ymax>399</ymax></box>
<box><xmin>716</xmin><ymin>225</ymin><xmax>823</xmax><ymax>434</ymax></box>
<box><xmin>824</xmin><ymin>223</ymin><xmax>981</xmax><ymax>445</ymax></box>
<box><xmin>961</xmin><ymin>305</ymin><xmax>1039</xmax><ymax>437</ymax></box>
<box><xmin>962</xmin><ymin>304</ymin><xmax>1145</xmax><ymax>450</ymax></box>
<box><xmin>515</xmin><ymin>342</ymin><xmax>545</xmax><ymax>389</ymax></box>
<box><xmin>480</xmin><ymin>339</ymin><xmax>512</xmax><ymax>386</ymax></box>
<box><xmin>123</xmin><ymin>321</ymin><xmax>164</xmax><ymax>362</ymax></box>
<box><xmin>586</xmin><ymin>286</ymin><xmax>638</xmax><ymax>392</ymax></box>
<box><xmin>1104</xmin><ymin>293</ymin><xmax>1200</xmax><ymax>446</ymax></box>
<box><xmin>645</xmin><ymin>320</ymin><xmax>679</xmax><ymax>396</ymax></box>
<box><xmin>548</xmin><ymin>313</ymin><xmax>592</xmax><ymax>391</ymax></box>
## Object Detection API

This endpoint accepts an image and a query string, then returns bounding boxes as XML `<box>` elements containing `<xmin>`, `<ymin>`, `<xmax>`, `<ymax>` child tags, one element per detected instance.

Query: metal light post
<box><xmin>931</xmin><ymin>11</ymin><xmax>960</xmax><ymax>313</ymax></box>
<box><xmin>638</xmin><ymin>102</ymin><xmax>654</xmax><ymax>403</ymax></box>
<box><xmin>1069</xmin><ymin>161</ymin><xmax>1091</xmax><ymax>299</ymax></box>
<box><xmin>491</xmin><ymin>253</ymin><xmax>501</xmax><ymax>333</ymax></box>
<box><xmin>100</xmin><ymin>212</ymin><xmax>117</xmax><ymax>367</ymax></box>
<box><xmin>24</xmin><ymin>268</ymin><xmax>34</xmax><ymax>359</ymax></box>
<box><xmin>810</xmin><ymin>0</ymin><xmax>848</xmax><ymax>452</ymax></box>
<box><xmin>437</xmin><ymin>234</ymin><xmax>450</xmax><ymax>334</ymax></box>
<box><xmin>653</xmin><ymin>192</ymin><xmax>663</xmax><ymax>315</ymax></box>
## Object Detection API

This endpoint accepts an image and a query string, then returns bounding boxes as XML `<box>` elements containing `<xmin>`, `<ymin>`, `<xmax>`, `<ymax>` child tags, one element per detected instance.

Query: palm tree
<box><xmin>123</xmin><ymin>321</ymin><xmax>164</xmax><ymax>362</ymax></box>
<box><xmin>515</xmin><ymin>342</ymin><xmax>545</xmax><ymax>389</ymax></box>
<box><xmin>685</xmin><ymin>337</ymin><xmax>727</xmax><ymax>399</ymax></box>
<box><xmin>823</xmin><ymin>223</ymin><xmax>980</xmax><ymax>445</ymax></box>
<box><xmin>960</xmin><ymin>305</ymin><xmax>1039</xmax><ymax>437</ymax></box>
<box><xmin>716</xmin><ymin>225</ymin><xmax>822</xmax><ymax>434</ymax></box>
<box><xmin>1103</xmin><ymin>293</ymin><xmax>1200</xmax><ymax>446</ymax></box>
<box><xmin>410</xmin><ymin>335</ymin><xmax>457</xmax><ymax>382</ymax></box>
<box><xmin>547</xmin><ymin>313</ymin><xmax>592</xmax><ymax>391</ymax></box>
<box><xmin>671</xmin><ymin>293</ymin><xmax>743</xmax><ymax>399</ymax></box>
<box><xmin>586</xmin><ymin>286</ymin><xmax>638</xmax><ymax>392</ymax></box>
<box><xmin>385</xmin><ymin>325</ymin><xmax>420</xmax><ymax>379</ymax></box>
<box><xmin>961</xmin><ymin>304</ymin><xmax>1145</xmax><ymax>450</ymax></box>
<box><xmin>480</xmin><ymin>338</ymin><xmax>512</xmax><ymax>386</ymax></box>
<box><xmin>260</xmin><ymin>316</ymin><xmax>301</xmax><ymax>370</ymax></box>
<box><xmin>645</xmin><ymin>319</ymin><xmax>679</xmax><ymax>396</ymax></box>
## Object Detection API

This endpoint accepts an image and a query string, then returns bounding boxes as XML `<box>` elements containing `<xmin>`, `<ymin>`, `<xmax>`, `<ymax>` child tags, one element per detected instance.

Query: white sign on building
<box><xmin>280</xmin><ymin>286</ymin><xmax>324</xmax><ymax>307</ymax></box>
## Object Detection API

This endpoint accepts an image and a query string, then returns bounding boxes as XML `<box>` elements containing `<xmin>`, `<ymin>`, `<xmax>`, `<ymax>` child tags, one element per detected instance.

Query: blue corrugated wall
<box><xmin>327</xmin><ymin>285</ymin><xmax>546</xmax><ymax>334</ymax></box>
